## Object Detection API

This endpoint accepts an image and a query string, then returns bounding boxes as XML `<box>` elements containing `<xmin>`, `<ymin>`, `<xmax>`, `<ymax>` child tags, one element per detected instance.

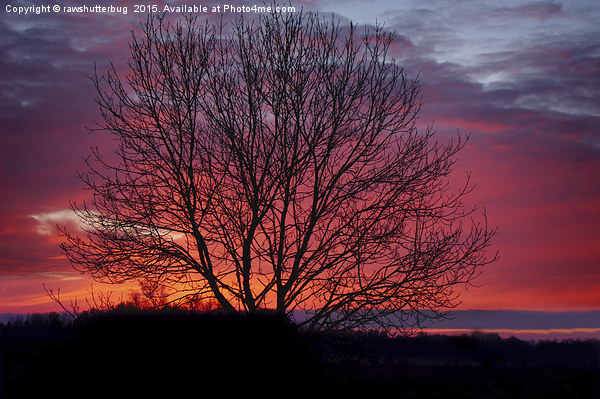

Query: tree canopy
<box><xmin>61</xmin><ymin>10</ymin><xmax>497</xmax><ymax>333</ymax></box>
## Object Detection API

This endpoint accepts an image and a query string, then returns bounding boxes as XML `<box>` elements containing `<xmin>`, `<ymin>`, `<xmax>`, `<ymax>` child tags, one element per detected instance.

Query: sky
<box><xmin>1</xmin><ymin>0</ymin><xmax>599</xmax><ymax>321</ymax></box>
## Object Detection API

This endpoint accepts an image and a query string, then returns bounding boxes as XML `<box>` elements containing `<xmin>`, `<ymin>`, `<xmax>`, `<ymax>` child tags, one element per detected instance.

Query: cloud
<box><xmin>30</xmin><ymin>209</ymin><xmax>82</xmax><ymax>235</ymax></box>
<box><xmin>494</xmin><ymin>1</ymin><xmax>564</xmax><ymax>22</ymax></box>
<box><xmin>0</xmin><ymin>212</ymin><xmax>65</xmax><ymax>275</ymax></box>
<box><xmin>428</xmin><ymin>310</ymin><xmax>600</xmax><ymax>330</ymax></box>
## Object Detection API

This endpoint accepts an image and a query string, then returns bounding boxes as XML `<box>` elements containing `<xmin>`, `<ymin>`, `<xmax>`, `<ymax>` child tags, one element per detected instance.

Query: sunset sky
<box><xmin>1</xmin><ymin>0</ymin><xmax>599</xmax><ymax>316</ymax></box>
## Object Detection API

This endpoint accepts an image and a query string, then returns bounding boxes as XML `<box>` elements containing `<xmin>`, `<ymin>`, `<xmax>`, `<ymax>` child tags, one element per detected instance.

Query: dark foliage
<box><xmin>2</xmin><ymin>309</ymin><xmax>320</xmax><ymax>398</ymax></box>
<box><xmin>313</xmin><ymin>331</ymin><xmax>600</xmax><ymax>398</ymax></box>
<box><xmin>2</xmin><ymin>309</ymin><xmax>599</xmax><ymax>398</ymax></box>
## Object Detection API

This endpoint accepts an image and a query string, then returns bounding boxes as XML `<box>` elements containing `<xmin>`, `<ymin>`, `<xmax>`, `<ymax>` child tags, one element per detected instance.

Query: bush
<box><xmin>4</xmin><ymin>308</ymin><xmax>321</xmax><ymax>399</ymax></box>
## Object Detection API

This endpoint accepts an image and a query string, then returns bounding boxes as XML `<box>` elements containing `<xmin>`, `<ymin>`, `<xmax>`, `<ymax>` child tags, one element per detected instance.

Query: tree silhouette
<box><xmin>60</xmin><ymin>10</ymin><xmax>496</xmax><ymax>333</ymax></box>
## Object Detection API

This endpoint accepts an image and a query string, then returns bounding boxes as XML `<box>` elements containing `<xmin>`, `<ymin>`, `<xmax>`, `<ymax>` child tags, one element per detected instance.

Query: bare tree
<box><xmin>60</xmin><ymin>10</ymin><xmax>496</xmax><ymax>334</ymax></box>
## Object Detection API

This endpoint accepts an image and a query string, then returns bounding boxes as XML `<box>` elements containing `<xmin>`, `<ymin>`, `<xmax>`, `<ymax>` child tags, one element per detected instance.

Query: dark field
<box><xmin>1</xmin><ymin>309</ymin><xmax>599</xmax><ymax>398</ymax></box>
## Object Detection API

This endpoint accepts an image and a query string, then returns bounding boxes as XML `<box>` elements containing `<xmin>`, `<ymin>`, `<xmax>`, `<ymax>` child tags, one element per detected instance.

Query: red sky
<box><xmin>1</xmin><ymin>0</ymin><xmax>599</xmax><ymax>314</ymax></box>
